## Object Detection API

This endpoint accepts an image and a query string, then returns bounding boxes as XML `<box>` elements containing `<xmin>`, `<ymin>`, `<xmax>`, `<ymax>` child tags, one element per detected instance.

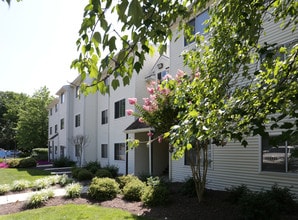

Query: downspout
<box><xmin>126</xmin><ymin>133</ymin><xmax>128</xmax><ymax>175</ymax></box>
<box><xmin>149</xmin><ymin>134</ymin><xmax>152</xmax><ymax>175</ymax></box>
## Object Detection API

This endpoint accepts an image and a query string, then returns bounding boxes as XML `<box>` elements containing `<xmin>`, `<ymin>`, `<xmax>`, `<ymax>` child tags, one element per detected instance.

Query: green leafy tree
<box><xmin>16</xmin><ymin>87</ymin><xmax>53</xmax><ymax>153</ymax></box>
<box><xmin>0</xmin><ymin>91</ymin><xmax>28</xmax><ymax>150</ymax></box>
<box><xmin>73</xmin><ymin>0</ymin><xmax>296</xmax><ymax>203</ymax></box>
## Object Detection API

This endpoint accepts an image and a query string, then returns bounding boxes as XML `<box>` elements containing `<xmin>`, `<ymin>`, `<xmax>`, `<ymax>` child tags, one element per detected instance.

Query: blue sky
<box><xmin>0</xmin><ymin>0</ymin><xmax>88</xmax><ymax>96</ymax></box>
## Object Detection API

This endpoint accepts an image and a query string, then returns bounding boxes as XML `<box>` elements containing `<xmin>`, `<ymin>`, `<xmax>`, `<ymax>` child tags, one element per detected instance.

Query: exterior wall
<box><xmin>169</xmin><ymin>9</ymin><xmax>298</xmax><ymax>198</ymax></box>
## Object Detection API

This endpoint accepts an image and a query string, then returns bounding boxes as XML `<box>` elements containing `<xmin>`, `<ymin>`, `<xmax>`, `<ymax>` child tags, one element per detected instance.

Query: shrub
<box><xmin>32</xmin><ymin>178</ymin><xmax>51</xmax><ymax>190</ymax></box>
<box><xmin>7</xmin><ymin>159</ymin><xmax>20</xmax><ymax>168</ymax></box>
<box><xmin>95</xmin><ymin>169</ymin><xmax>112</xmax><ymax>178</ymax></box>
<box><xmin>226</xmin><ymin>184</ymin><xmax>251</xmax><ymax>204</ymax></box>
<box><xmin>0</xmin><ymin>184</ymin><xmax>10</xmax><ymax>195</ymax></box>
<box><xmin>88</xmin><ymin>177</ymin><xmax>120</xmax><ymax>201</ymax></box>
<box><xmin>227</xmin><ymin>184</ymin><xmax>297</xmax><ymax>220</ymax></box>
<box><xmin>180</xmin><ymin>177</ymin><xmax>196</xmax><ymax>197</ymax></box>
<box><xmin>116</xmin><ymin>174</ymin><xmax>139</xmax><ymax>189</ymax></box>
<box><xmin>102</xmin><ymin>164</ymin><xmax>119</xmax><ymax>178</ymax></box>
<box><xmin>18</xmin><ymin>157</ymin><xmax>37</xmax><ymax>168</ymax></box>
<box><xmin>53</xmin><ymin>156</ymin><xmax>75</xmax><ymax>167</ymax></box>
<box><xmin>46</xmin><ymin>175</ymin><xmax>61</xmax><ymax>185</ymax></box>
<box><xmin>31</xmin><ymin>148</ymin><xmax>48</xmax><ymax>161</ymax></box>
<box><xmin>71</xmin><ymin>167</ymin><xmax>82</xmax><ymax>179</ymax></box>
<box><xmin>65</xmin><ymin>183</ymin><xmax>82</xmax><ymax>198</ymax></box>
<box><xmin>84</xmin><ymin>161</ymin><xmax>101</xmax><ymax>174</ymax></box>
<box><xmin>26</xmin><ymin>189</ymin><xmax>54</xmax><ymax>209</ymax></box>
<box><xmin>11</xmin><ymin>179</ymin><xmax>31</xmax><ymax>191</ymax></box>
<box><xmin>123</xmin><ymin>179</ymin><xmax>146</xmax><ymax>201</ymax></box>
<box><xmin>77</xmin><ymin>169</ymin><xmax>94</xmax><ymax>181</ymax></box>
<box><xmin>141</xmin><ymin>184</ymin><xmax>169</xmax><ymax>206</ymax></box>
<box><xmin>58</xmin><ymin>174</ymin><xmax>73</xmax><ymax>186</ymax></box>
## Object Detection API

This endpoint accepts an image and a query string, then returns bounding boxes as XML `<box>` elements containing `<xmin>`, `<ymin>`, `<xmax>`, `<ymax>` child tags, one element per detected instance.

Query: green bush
<box><xmin>84</xmin><ymin>161</ymin><xmax>101</xmax><ymax>174</ymax></box>
<box><xmin>78</xmin><ymin>169</ymin><xmax>94</xmax><ymax>181</ymax></box>
<box><xmin>26</xmin><ymin>189</ymin><xmax>54</xmax><ymax>209</ymax></box>
<box><xmin>11</xmin><ymin>179</ymin><xmax>31</xmax><ymax>191</ymax></box>
<box><xmin>226</xmin><ymin>184</ymin><xmax>251</xmax><ymax>204</ymax></box>
<box><xmin>88</xmin><ymin>177</ymin><xmax>120</xmax><ymax>201</ymax></box>
<box><xmin>141</xmin><ymin>184</ymin><xmax>169</xmax><ymax>206</ymax></box>
<box><xmin>71</xmin><ymin>167</ymin><xmax>82</xmax><ymax>179</ymax></box>
<box><xmin>116</xmin><ymin>174</ymin><xmax>139</xmax><ymax>189</ymax></box>
<box><xmin>7</xmin><ymin>159</ymin><xmax>20</xmax><ymax>168</ymax></box>
<box><xmin>123</xmin><ymin>179</ymin><xmax>146</xmax><ymax>201</ymax></box>
<box><xmin>65</xmin><ymin>183</ymin><xmax>82</xmax><ymax>198</ymax></box>
<box><xmin>95</xmin><ymin>169</ymin><xmax>112</xmax><ymax>178</ymax></box>
<box><xmin>18</xmin><ymin>157</ymin><xmax>37</xmax><ymax>168</ymax></box>
<box><xmin>0</xmin><ymin>184</ymin><xmax>10</xmax><ymax>195</ymax></box>
<box><xmin>102</xmin><ymin>164</ymin><xmax>119</xmax><ymax>178</ymax></box>
<box><xmin>32</xmin><ymin>178</ymin><xmax>51</xmax><ymax>190</ymax></box>
<box><xmin>31</xmin><ymin>148</ymin><xmax>48</xmax><ymax>161</ymax></box>
<box><xmin>53</xmin><ymin>156</ymin><xmax>75</xmax><ymax>167</ymax></box>
<box><xmin>58</xmin><ymin>174</ymin><xmax>73</xmax><ymax>186</ymax></box>
<box><xmin>227</xmin><ymin>184</ymin><xmax>297</xmax><ymax>220</ymax></box>
<box><xmin>180</xmin><ymin>177</ymin><xmax>196</xmax><ymax>197</ymax></box>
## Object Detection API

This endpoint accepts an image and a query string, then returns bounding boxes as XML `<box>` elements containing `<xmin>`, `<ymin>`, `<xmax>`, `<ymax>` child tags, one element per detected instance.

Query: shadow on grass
<box><xmin>16</xmin><ymin>168</ymin><xmax>51</xmax><ymax>176</ymax></box>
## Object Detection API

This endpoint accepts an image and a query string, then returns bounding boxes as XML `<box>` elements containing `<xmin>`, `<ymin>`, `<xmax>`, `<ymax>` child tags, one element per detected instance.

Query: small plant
<box><xmin>71</xmin><ymin>167</ymin><xmax>82</xmax><ymax>179</ymax></box>
<box><xmin>180</xmin><ymin>177</ymin><xmax>196</xmax><ymax>197</ymax></box>
<box><xmin>116</xmin><ymin>174</ymin><xmax>139</xmax><ymax>189</ymax></box>
<box><xmin>123</xmin><ymin>179</ymin><xmax>146</xmax><ymax>201</ymax></box>
<box><xmin>102</xmin><ymin>164</ymin><xmax>119</xmax><ymax>178</ymax></box>
<box><xmin>18</xmin><ymin>157</ymin><xmax>37</xmax><ymax>168</ymax></box>
<box><xmin>58</xmin><ymin>174</ymin><xmax>73</xmax><ymax>186</ymax></box>
<box><xmin>141</xmin><ymin>184</ymin><xmax>169</xmax><ymax>206</ymax></box>
<box><xmin>0</xmin><ymin>184</ymin><xmax>10</xmax><ymax>195</ymax></box>
<box><xmin>226</xmin><ymin>184</ymin><xmax>251</xmax><ymax>204</ymax></box>
<box><xmin>26</xmin><ymin>189</ymin><xmax>54</xmax><ymax>209</ymax></box>
<box><xmin>88</xmin><ymin>177</ymin><xmax>120</xmax><ymax>201</ymax></box>
<box><xmin>46</xmin><ymin>175</ymin><xmax>61</xmax><ymax>185</ymax></box>
<box><xmin>53</xmin><ymin>156</ymin><xmax>75</xmax><ymax>167</ymax></box>
<box><xmin>77</xmin><ymin>169</ymin><xmax>94</xmax><ymax>181</ymax></box>
<box><xmin>84</xmin><ymin>161</ymin><xmax>101</xmax><ymax>174</ymax></box>
<box><xmin>65</xmin><ymin>183</ymin><xmax>83</xmax><ymax>198</ymax></box>
<box><xmin>32</xmin><ymin>178</ymin><xmax>51</xmax><ymax>190</ymax></box>
<box><xmin>11</xmin><ymin>179</ymin><xmax>31</xmax><ymax>191</ymax></box>
<box><xmin>7</xmin><ymin>159</ymin><xmax>20</xmax><ymax>168</ymax></box>
<box><xmin>95</xmin><ymin>169</ymin><xmax>112</xmax><ymax>178</ymax></box>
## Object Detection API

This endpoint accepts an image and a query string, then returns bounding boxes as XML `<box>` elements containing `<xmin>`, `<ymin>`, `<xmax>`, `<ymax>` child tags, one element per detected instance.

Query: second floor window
<box><xmin>55</xmin><ymin>103</ymin><xmax>58</xmax><ymax>112</ymax></box>
<box><xmin>60</xmin><ymin>93</ymin><xmax>65</xmax><ymax>104</ymax></box>
<box><xmin>75</xmin><ymin>114</ymin><xmax>80</xmax><ymax>127</ymax></box>
<box><xmin>75</xmin><ymin>86</ymin><xmax>80</xmax><ymax>98</ymax></box>
<box><xmin>114</xmin><ymin>99</ymin><xmax>125</xmax><ymax>119</ymax></box>
<box><xmin>55</xmin><ymin>124</ymin><xmax>58</xmax><ymax>133</ymax></box>
<box><xmin>184</xmin><ymin>10</ymin><xmax>209</xmax><ymax>46</ymax></box>
<box><xmin>49</xmin><ymin>127</ymin><xmax>52</xmax><ymax>135</ymax></box>
<box><xmin>49</xmin><ymin>108</ymin><xmax>52</xmax><ymax>116</ymax></box>
<box><xmin>101</xmin><ymin>109</ymin><xmax>108</xmax><ymax>124</ymax></box>
<box><xmin>60</xmin><ymin>118</ymin><xmax>64</xmax><ymax>130</ymax></box>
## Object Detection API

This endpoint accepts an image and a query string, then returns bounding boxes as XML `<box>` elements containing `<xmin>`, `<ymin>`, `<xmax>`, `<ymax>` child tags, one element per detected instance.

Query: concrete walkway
<box><xmin>0</xmin><ymin>186</ymin><xmax>89</xmax><ymax>205</ymax></box>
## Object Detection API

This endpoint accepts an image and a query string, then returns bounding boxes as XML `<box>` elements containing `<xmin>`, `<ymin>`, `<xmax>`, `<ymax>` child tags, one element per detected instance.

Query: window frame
<box><xmin>114</xmin><ymin>99</ymin><xmax>125</xmax><ymax>119</ymax></box>
<box><xmin>101</xmin><ymin>109</ymin><xmax>108</xmax><ymax>124</ymax></box>
<box><xmin>75</xmin><ymin>114</ymin><xmax>80</xmax><ymax>127</ymax></box>
<box><xmin>54</xmin><ymin>124</ymin><xmax>58</xmax><ymax>133</ymax></box>
<box><xmin>114</xmin><ymin>143</ymin><xmax>125</xmax><ymax>161</ymax></box>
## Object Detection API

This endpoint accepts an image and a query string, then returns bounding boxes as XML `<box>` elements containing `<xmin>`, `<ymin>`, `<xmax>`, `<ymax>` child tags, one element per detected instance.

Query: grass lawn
<box><xmin>0</xmin><ymin>204</ymin><xmax>148</xmax><ymax>220</ymax></box>
<box><xmin>0</xmin><ymin>168</ymin><xmax>51</xmax><ymax>185</ymax></box>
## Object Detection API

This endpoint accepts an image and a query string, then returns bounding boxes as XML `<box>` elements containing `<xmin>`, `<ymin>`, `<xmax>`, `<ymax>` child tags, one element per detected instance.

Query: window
<box><xmin>60</xmin><ymin>146</ymin><xmax>65</xmax><ymax>157</ymax></box>
<box><xmin>75</xmin><ymin>86</ymin><xmax>80</xmax><ymax>98</ymax></box>
<box><xmin>75</xmin><ymin>114</ymin><xmax>80</xmax><ymax>127</ymax></box>
<box><xmin>49</xmin><ymin>127</ymin><xmax>52</xmax><ymax>135</ymax></box>
<box><xmin>101</xmin><ymin>144</ymin><xmax>108</xmax><ymax>158</ymax></box>
<box><xmin>55</xmin><ymin>103</ymin><xmax>58</xmax><ymax>112</ymax></box>
<box><xmin>184</xmin><ymin>143</ymin><xmax>212</xmax><ymax>167</ymax></box>
<box><xmin>101</xmin><ymin>109</ymin><xmax>108</xmax><ymax>124</ymax></box>
<box><xmin>55</xmin><ymin>146</ymin><xmax>57</xmax><ymax>154</ymax></box>
<box><xmin>55</xmin><ymin>124</ymin><xmax>58</xmax><ymax>133</ymax></box>
<box><xmin>114</xmin><ymin>99</ymin><xmax>125</xmax><ymax>119</ymax></box>
<box><xmin>184</xmin><ymin>10</ymin><xmax>209</xmax><ymax>46</ymax></box>
<box><xmin>114</xmin><ymin>143</ymin><xmax>125</xmax><ymax>160</ymax></box>
<box><xmin>262</xmin><ymin>134</ymin><xmax>298</xmax><ymax>173</ymax></box>
<box><xmin>157</xmin><ymin>70</ymin><xmax>168</xmax><ymax>82</ymax></box>
<box><xmin>75</xmin><ymin>144</ymin><xmax>80</xmax><ymax>157</ymax></box>
<box><xmin>49</xmin><ymin>108</ymin><xmax>52</xmax><ymax>116</ymax></box>
<box><xmin>60</xmin><ymin>93</ymin><xmax>64</xmax><ymax>104</ymax></box>
<box><xmin>60</xmin><ymin>118</ymin><xmax>64</xmax><ymax>130</ymax></box>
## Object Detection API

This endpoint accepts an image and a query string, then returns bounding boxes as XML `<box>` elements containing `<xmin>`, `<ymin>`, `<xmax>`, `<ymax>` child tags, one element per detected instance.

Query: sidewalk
<box><xmin>0</xmin><ymin>186</ymin><xmax>89</xmax><ymax>205</ymax></box>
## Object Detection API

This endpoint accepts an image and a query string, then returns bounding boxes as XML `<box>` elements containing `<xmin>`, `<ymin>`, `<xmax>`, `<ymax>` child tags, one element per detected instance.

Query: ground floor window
<box><xmin>114</xmin><ymin>143</ymin><xmax>125</xmax><ymax>161</ymax></box>
<box><xmin>101</xmin><ymin>144</ymin><xmax>108</xmax><ymax>158</ymax></box>
<box><xmin>75</xmin><ymin>144</ymin><xmax>80</xmax><ymax>157</ymax></box>
<box><xmin>60</xmin><ymin>146</ymin><xmax>65</xmax><ymax>157</ymax></box>
<box><xmin>262</xmin><ymin>134</ymin><xmax>298</xmax><ymax>173</ymax></box>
